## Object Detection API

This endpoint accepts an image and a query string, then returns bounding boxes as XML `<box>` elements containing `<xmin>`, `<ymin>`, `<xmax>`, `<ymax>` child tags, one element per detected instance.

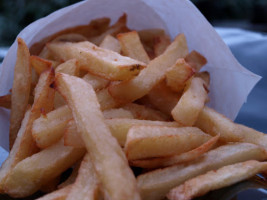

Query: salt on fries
<box><xmin>0</xmin><ymin>14</ymin><xmax>267</xmax><ymax>200</ymax></box>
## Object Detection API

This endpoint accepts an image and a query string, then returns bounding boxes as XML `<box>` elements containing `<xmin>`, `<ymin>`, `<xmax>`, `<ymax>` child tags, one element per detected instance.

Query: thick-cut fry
<box><xmin>66</xmin><ymin>154</ymin><xmax>100</xmax><ymax>200</ymax></box>
<box><xmin>108</xmin><ymin>34</ymin><xmax>188</xmax><ymax>104</ymax></box>
<box><xmin>165</xmin><ymin>59</ymin><xmax>195</xmax><ymax>92</ymax></box>
<box><xmin>137</xmin><ymin>143</ymin><xmax>267</xmax><ymax>200</ymax></box>
<box><xmin>32</xmin><ymin>105</ymin><xmax>72</xmax><ymax>149</ymax></box>
<box><xmin>55</xmin><ymin>73</ymin><xmax>140</xmax><ymax>200</ymax></box>
<box><xmin>185</xmin><ymin>50</ymin><xmax>207</xmax><ymax>72</ymax></box>
<box><xmin>30</xmin><ymin>56</ymin><xmax>52</xmax><ymax>75</ymax></box>
<box><xmin>122</xmin><ymin>103</ymin><xmax>169</xmax><ymax>121</ymax></box>
<box><xmin>167</xmin><ymin>160</ymin><xmax>267</xmax><ymax>200</ymax></box>
<box><xmin>154</xmin><ymin>35</ymin><xmax>171</xmax><ymax>57</ymax></box>
<box><xmin>103</xmin><ymin>108</ymin><xmax>134</xmax><ymax>119</ymax></box>
<box><xmin>9</xmin><ymin>38</ymin><xmax>32</xmax><ymax>149</ymax></box>
<box><xmin>37</xmin><ymin>185</ymin><xmax>72</xmax><ymax>200</ymax></box>
<box><xmin>118</xmin><ymin>31</ymin><xmax>150</xmax><ymax>63</ymax></box>
<box><xmin>99</xmin><ymin>35</ymin><xmax>121</xmax><ymax>53</ymax></box>
<box><xmin>125</xmin><ymin>126</ymin><xmax>211</xmax><ymax>160</ymax></box>
<box><xmin>96</xmin><ymin>88</ymin><xmax>119</xmax><ymax>110</ymax></box>
<box><xmin>195</xmin><ymin>106</ymin><xmax>267</xmax><ymax>149</ymax></box>
<box><xmin>4</xmin><ymin>140</ymin><xmax>85</xmax><ymax>198</ymax></box>
<box><xmin>171</xmin><ymin>77</ymin><xmax>208</xmax><ymax>126</ymax></box>
<box><xmin>82</xmin><ymin>73</ymin><xmax>110</xmax><ymax>91</ymax></box>
<box><xmin>64</xmin><ymin>120</ymin><xmax>84</xmax><ymax>148</ymax></box>
<box><xmin>48</xmin><ymin>41</ymin><xmax>145</xmax><ymax>81</ymax></box>
<box><xmin>130</xmin><ymin>135</ymin><xmax>219</xmax><ymax>168</ymax></box>
<box><xmin>0</xmin><ymin>94</ymin><xmax>11</xmax><ymax>109</ymax></box>
<box><xmin>0</xmin><ymin>69</ymin><xmax>55</xmax><ymax>192</ymax></box>
<box><xmin>55</xmin><ymin>59</ymin><xmax>79</xmax><ymax>76</ymax></box>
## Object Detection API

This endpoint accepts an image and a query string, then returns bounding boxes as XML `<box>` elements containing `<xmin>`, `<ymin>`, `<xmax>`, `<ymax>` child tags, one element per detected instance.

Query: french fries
<box><xmin>1</xmin><ymin>15</ymin><xmax>266</xmax><ymax>200</ymax></box>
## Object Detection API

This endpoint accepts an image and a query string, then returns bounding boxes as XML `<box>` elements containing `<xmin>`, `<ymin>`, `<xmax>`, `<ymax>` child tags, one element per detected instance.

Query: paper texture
<box><xmin>0</xmin><ymin>0</ymin><xmax>260</xmax><ymax>151</ymax></box>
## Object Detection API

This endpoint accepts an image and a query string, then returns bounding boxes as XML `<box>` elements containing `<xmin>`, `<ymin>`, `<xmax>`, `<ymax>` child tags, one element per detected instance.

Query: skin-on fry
<box><xmin>0</xmin><ymin>94</ymin><xmax>11</xmax><ymax>109</ymax></box>
<box><xmin>167</xmin><ymin>160</ymin><xmax>267</xmax><ymax>200</ymax></box>
<box><xmin>37</xmin><ymin>185</ymin><xmax>72</xmax><ymax>200</ymax></box>
<box><xmin>195</xmin><ymin>106</ymin><xmax>267</xmax><ymax>150</ymax></box>
<box><xmin>4</xmin><ymin>140</ymin><xmax>85</xmax><ymax>198</ymax></box>
<box><xmin>55</xmin><ymin>73</ymin><xmax>141</xmax><ymax>200</ymax></box>
<box><xmin>137</xmin><ymin>143</ymin><xmax>267</xmax><ymax>200</ymax></box>
<box><xmin>82</xmin><ymin>73</ymin><xmax>110</xmax><ymax>91</ymax></box>
<box><xmin>125</xmin><ymin>126</ymin><xmax>211</xmax><ymax>160</ymax></box>
<box><xmin>9</xmin><ymin>38</ymin><xmax>32</xmax><ymax>149</ymax></box>
<box><xmin>130</xmin><ymin>134</ymin><xmax>219</xmax><ymax>169</ymax></box>
<box><xmin>171</xmin><ymin>77</ymin><xmax>208</xmax><ymax>126</ymax></box>
<box><xmin>108</xmin><ymin>34</ymin><xmax>188</xmax><ymax>104</ymax></box>
<box><xmin>99</xmin><ymin>35</ymin><xmax>121</xmax><ymax>53</ymax></box>
<box><xmin>30</xmin><ymin>56</ymin><xmax>52</xmax><ymax>75</ymax></box>
<box><xmin>117</xmin><ymin>31</ymin><xmax>150</xmax><ymax>63</ymax></box>
<box><xmin>47</xmin><ymin>41</ymin><xmax>146</xmax><ymax>81</ymax></box>
<box><xmin>0</xmin><ymin>69</ymin><xmax>55</xmax><ymax>192</ymax></box>
<box><xmin>66</xmin><ymin>154</ymin><xmax>100</xmax><ymax>200</ymax></box>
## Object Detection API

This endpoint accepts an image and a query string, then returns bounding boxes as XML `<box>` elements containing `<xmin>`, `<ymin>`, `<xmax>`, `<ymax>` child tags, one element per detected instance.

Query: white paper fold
<box><xmin>0</xmin><ymin>0</ymin><xmax>261</xmax><ymax>151</ymax></box>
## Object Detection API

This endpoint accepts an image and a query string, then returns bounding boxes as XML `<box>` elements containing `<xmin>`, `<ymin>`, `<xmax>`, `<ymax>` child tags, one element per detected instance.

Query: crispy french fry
<box><xmin>37</xmin><ymin>185</ymin><xmax>72</xmax><ymax>200</ymax></box>
<box><xmin>99</xmin><ymin>35</ymin><xmax>121</xmax><ymax>53</ymax></box>
<box><xmin>118</xmin><ymin>31</ymin><xmax>150</xmax><ymax>63</ymax></box>
<box><xmin>137</xmin><ymin>143</ymin><xmax>267</xmax><ymax>200</ymax></box>
<box><xmin>82</xmin><ymin>73</ymin><xmax>109</xmax><ymax>91</ymax></box>
<box><xmin>185</xmin><ymin>50</ymin><xmax>207</xmax><ymax>72</ymax></box>
<box><xmin>47</xmin><ymin>41</ymin><xmax>145</xmax><ymax>81</ymax></box>
<box><xmin>195</xmin><ymin>106</ymin><xmax>267</xmax><ymax>149</ymax></box>
<box><xmin>125</xmin><ymin>126</ymin><xmax>211</xmax><ymax>160</ymax></box>
<box><xmin>55</xmin><ymin>73</ymin><xmax>140</xmax><ymax>200</ymax></box>
<box><xmin>0</xmin><ymin>69</ymin><xmax>55</xmax><ymax>191</ymax></box>
<box><xmin>0</xmin><ymin>94</ymin><xmax>11</xmax><ymax>109</ymax></box>
<box><xmin>171</xmin><ymin>77</ymin><xmax>208</xmax><ymax>126</ymax></box>
<box><xmin>167</xmin><ymin>160</ymin><xmax>267</xmax><ymax>200</ymax></box>
<box><xmin>130</xmin><ymin>135</ymin><xmax>219</xmax><ymax>168</ymax></box>
<box><xmin>9</xmin><ymin>38</ymin><xmax>32</xmax><ymax>149</ymax></box>
<box><xmin>66</xmin><ymin>154</ymin><xmax>100</xmax><ymax>200</ymax></box>
<box><xmin>32</xmin><ymin>105</ymin><xmax>72</xmax><ymax>149</ymax></box>
<box><xmin>165</xmin><ymin>59</ymin><xmax>195</xmax><ymax>92</ymax></box>
<box><xmin>30</xmin><ymin>56</ymin><xmax>52</xmax><ymax>75</ymax></box>
<box><xmin>55</xmin><ymin>59</ymin><xmax>79</xmax><ymax>76</ymax></box>
<box><xmin>103</xmin><ymin>108</ymin><xmax>134</xmax><ymax>119</ymax></box>
<box><xmin>154</xmin><ymin>35</ymin><xmax>171</xmax><ymax>57</ymax></box>
<box><xmin>108</xmin><ymin>34</ymin><xmax>188</xmax><ymax>104</ymax></box>
<box><xmin>4</xmin><ymin>140</ymin><xmax>85</xmax><ymax>198</ymax></box>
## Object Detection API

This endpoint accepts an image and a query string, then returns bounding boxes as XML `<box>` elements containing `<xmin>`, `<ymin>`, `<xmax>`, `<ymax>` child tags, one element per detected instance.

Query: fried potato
<box><xmin>171</xmin><ymin>77</ymin><xmax>208</xmax><ymax>126</ymax></box>
<box><xmin>0</xmin><ymin>69</ymin><xmax>55</xmax><ymax>191</ymax></box>
<box><xmin>167</xmin><ymin>160</ymin><xmax>267</xmax><ymax>200</ymax></box>
<box><xmin>125</xmin><ymin>126</ymin><xmax>211</xmax><ymax>160</ymax></box>
<box><xmin>64</xmin><ymin>120</ymin><xmax>84</xmax><ymax>148</ymax></box>
<box><xmin>96</xmin><ymin>88</ymin><xmax>119</xmax><ymax>110</ymax></box>
<box><xmin>185</xmin><ymin>50</ymin><xmax>207</xmax><ymax>72</ymax></box>
<box><xmin>4</xmin><ymin>140</ymin><xmax>85</xmax><ymax>198</ymax></box>
<box><xmin>55</xmin><ymin>59</ymin><xmax>79</xmax><ymax>76</ymax></box>
<box><xmin>37</xmin><ymin>185</ymin><xmax>72</xmax><ymax>200</ymax></box>
<box><xmin>9</xmin><ymin>38</ymin><xmax>32</xmax><ymax>149</ymax></box>
<box><xmin>82</xmin><ymin>73</ymin><xmax>110</xmax><ymax>91</ymax></box>
<box><xmin>0</xmin><ymin>94</ymin><xmax>11</xmax><ymax>109</ymax></box>
<box><xmin>130</xmin><ymin>134</ymin><xmax>219</xmax><ymax>169</ymax></box>
<box><xmin>137</xmin><ymin>143</ymin><xmax>267</xmax><ymax>200</ymax></box>
<box><xmin>55</xmin><ymin>73</ymin><xmax>141</xmax><ymax>200</ymax></box>
<box><xmin>165</xmin><ymin>59</ymin><xmax>195</xmax><ymax>92</ymax></box>
<box><xmin>99</xmin><ymin>35</ymin><xmax>121</xmax><ymax>53</ymax></box>
<box><xmin>51</xmin><ymin>33</ymin><xmax>87</xmax><ymax>43</ymax></box>
<box><xmin>47</xmin><ymin>41</ymin><xmax>146</xmax><ymax>81</ymax></box>
<box><xmin>195</xmin><ymin>106</ymin><xmax>267</xmax><ymax>150</ymax></box>
<box><xmin>66</xmin><ymin>154</ymin><xmax>100</xmax><ymax>200</ymax></box>
<box><xmin>154</xmin><ymin>35</ymin><xmax>171</xmax><ymax>57</ymax></box>
<box><xmin>108</xmin><ymin>34</ymin><xmax>188</xmax><ymax>103</ymax></box>
<box><xmin>103</xmin><ymin>108</ymin><xmax>134</xmax><ymax>119</ymax></box>
<box><xmin>30</xmin><ymin>56</ymin><xmax>52</xmax><ymax>75</ymax></box>
<box><xmin>117</xmin><ymin>31</ymin><xmax>150</xmax><ymax>63</ymax></box>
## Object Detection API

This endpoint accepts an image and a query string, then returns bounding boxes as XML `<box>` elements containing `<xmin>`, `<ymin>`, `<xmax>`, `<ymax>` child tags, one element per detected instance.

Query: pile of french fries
<box><xmin>0</xmin><ymin>14</ymin><xmax>267</xmax><ymax>200</ymax></box>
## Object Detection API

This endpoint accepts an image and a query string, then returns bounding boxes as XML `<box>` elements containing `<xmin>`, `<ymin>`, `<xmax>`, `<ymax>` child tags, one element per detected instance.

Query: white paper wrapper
<box><xmin>0</xmin><ymin>0</ymin><xmax>260</xmax><ymax>151</ymax></box>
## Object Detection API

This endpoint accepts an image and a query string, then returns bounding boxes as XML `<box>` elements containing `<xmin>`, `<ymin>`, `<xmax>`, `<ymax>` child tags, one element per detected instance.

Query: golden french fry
<box><xmin>137</xmin><ymin>143</ymin><xmax>267</xmax><ymax>200</ymax></box>
<box><xmin>4</xmin><ymin>140</ymin><xmax>85</xmax><ymax>198</ymax></box>
<box><xmin>99</xmin><ymin>35</ymin><xmax>121</xmax><ymax>53</ymax></box>
<box><xmin>66</xmin><ymin>154</ymin><xmax>100</xmax><ymax>200</ymax></box>
<box><xmin>0</xmin><ymin>94</ymin><xmax>11</xmax><ymax>109</ymax></box>
<box><xmin>154</xmin><ymin>35</ymin><xmax>171</xmax><ymax>57</ymax></box>
<box><xmin>165</xmin><ymin>59</ymin><xmax>195</xmax><ymax>92</ymax></box>
<box><xmin>55</xmin><ymin>73</ymin><xmax>140</xmax><ymax>200</ymax></box>
<box><xmin>37</xmin><ymin>185</ymin><xmax>72</xmax><ymax>200</ymax></box>
<box><xmin>185</xmin><ymin>50</ymin><xmax>207</xmax><ymax>72</ymax></box>
<box><xmin>82</xmin><ymin>73</ymin><xmax>110</xmax><ymax>91</ymax></box>
<box><xmin>30</xmin><ymin>56</ymin><xmax>52</xmax><ymax>75</ymax></box>
<box><xmin>167</xmin><ymin>160</ymin><xmax>267</xmax><ymax>200</ymax></box>
<box><xmin>0</xmin><ymin>69</ymin><xmax>55</xmax><ymax>191</ymax></box>
<box><xmin>195</xmin><ymin>106</ymin><xmax>267</xmax><ymax>150</ymax></box>
<box><xmin>171</xmin><ymin>77</ymin><xmax>208</xmax><ymax>126</ymax></box>
<box><xmin>125</xmin><ymin>126</ymin><xmax>211</xmax><ymax>160</ymax></box>
<box><xmin>108</xmin><ymin>34</ymin><xmax>188</xmax><ymax>103</ymax></box>
<box><xmin>55</xmin><ymin>59</ymin><xmax>79</xmax><ymax>76</ymax></box>
<box><xmin>9</xmin><ymin>38</ymin><xmax>32</xmax><ymax>149</ymax></box>
<box><xmin>103</xmin><ymin>108</ymin><xmax>134</xmax><ymax>119</ymax></box>
<box><xmin>130</xmin><ymin>134</ymin><xmax>219</xmax><ymax>168</ymax></box>
<box><xmin>117</xmin><ymin>31</ymin><xmax>150</xmax><ymax>63</ymax></box>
